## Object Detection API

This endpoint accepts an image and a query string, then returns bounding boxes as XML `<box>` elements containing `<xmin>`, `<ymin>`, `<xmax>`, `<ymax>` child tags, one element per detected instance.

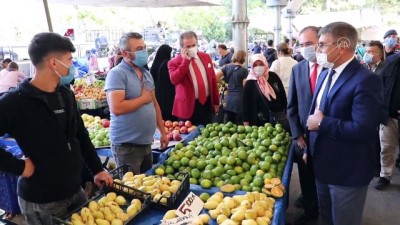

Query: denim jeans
<box><xmin>111</xmin><ymin>144</ymin><xmax>153</xmax><ymax>174</ymax></box>
<box><xmin>18</xmin><ymin>188</ymin><xmax>87</xmax><ymax>225</ymax></box>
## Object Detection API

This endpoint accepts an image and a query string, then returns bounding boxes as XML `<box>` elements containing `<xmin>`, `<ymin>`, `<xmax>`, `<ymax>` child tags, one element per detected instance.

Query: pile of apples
<box><xmin>81</xmin><ymin>114</ymin><xmax>111</xmax><ymax>147</ymax></box>
<box><xmin>164</xmin><ymin>120</ymin><xmax>196</xmax><ymax>142</ymax></box>
<box><xmin>74</xmin><ymin>78</ymin><xmax>106</xmax><ymax>101</ymax></box>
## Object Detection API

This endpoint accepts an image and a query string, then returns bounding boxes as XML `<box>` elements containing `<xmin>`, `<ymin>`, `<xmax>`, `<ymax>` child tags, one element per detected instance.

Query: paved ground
<box><xmin>8</xmin><ymin>159</ymin><xmax>400</xmax><ymax>225</ymax></box>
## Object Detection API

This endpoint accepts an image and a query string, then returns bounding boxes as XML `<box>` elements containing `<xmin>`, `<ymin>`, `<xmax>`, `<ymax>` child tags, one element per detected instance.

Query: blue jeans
<box><xmin>316</xmin><ymin>180</ymin><xmax>368</xmax><ymax>225</ymax></box>
<box><xmin>111</xmin><ymin>144</ymin><xmax>153</xmax><ymax>174</ymax></box>
<box><xmin>18</xmin><ymin>188</ymin><xmax>87</xmax><ymax>225</ymax></box>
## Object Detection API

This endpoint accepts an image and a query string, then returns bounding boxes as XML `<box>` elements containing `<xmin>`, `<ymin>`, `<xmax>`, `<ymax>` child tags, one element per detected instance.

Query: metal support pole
<box><xmin>232</xmin><ymin>0</ymin><xmax>250</xmax><ymax>64</ymax></box>
<box><xmin>43</xmin><ymin>0</ymin><xmax>53</xmax><ymax>32</ymax></box>
<box><xmin>274</xmin><ymin>6</ymin><xmax>282</xmax><ymax>45</ymax></box>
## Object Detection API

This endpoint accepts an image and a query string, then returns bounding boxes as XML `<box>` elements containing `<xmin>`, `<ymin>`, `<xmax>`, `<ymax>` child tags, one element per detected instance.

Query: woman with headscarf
<box><xmin>242</xmin><ymin>54</ymin><xmax>288</xmax><ymax>129</ymax></box>
<box><xmin>150</xmin><ymin>44</ymin><xmax>176</xmax><ymax>121</ymax></box>
<box><xmin>88</xmin><ymin>48</ymin><xmax>99</xmax><ymax>72</ymax></box>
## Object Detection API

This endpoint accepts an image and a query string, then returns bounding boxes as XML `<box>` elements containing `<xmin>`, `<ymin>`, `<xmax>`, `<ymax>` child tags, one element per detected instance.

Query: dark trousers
<box><xmin>182</xmin><ymin>98</ymin><xmax>213</xmax><ymax>126</ymax></box>
<box><xmin>226</xmin><ymin>111</ymin><xmax>243</xmax><ymax>125</ymax></box>
<box><xmin>293</xmin><ymin>144</ymin><xmax>319</xmax><ymax>218</ymax></box>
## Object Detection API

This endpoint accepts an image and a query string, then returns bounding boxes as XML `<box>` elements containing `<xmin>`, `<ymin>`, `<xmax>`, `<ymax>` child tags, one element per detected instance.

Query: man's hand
<box><xmin>303</xmin><ymin>153</ymin><xmax>307</xmax><ymax>164</ymax></box>
<box><xmin>141</xmin><ymin>85</ymin><xmax>154</xmax><ymax>104</ymax></box>
<box><xmin>181</xmin><ymin>49</ymin><xmax>190</xmax><ymax>60</ymax></box>
<box><xmin>94</xmin><ymin>171</ymin><xmax>113</xmax><ymax>187</ymax></box>
<box><xmin>159</xmin><ymin>133</ymin><xmax>169</xmax><ymax>149</ymax></box>
<box><xmin>213</xmin><ymin>105</ymin><xmax>220</xmax><ymax>114</ymax></box>
<box><xmin>296</xmin><ymin>136</ymin><xmax>307</xmax><ymax>149</ymax></box>
<box><xmin>307</xmin><ymin>109</ymin><xmax>324</xmax><ymax>131</ymax></box>
<box><xmin>21</xmin><ymin>158</ymin><xmax>35</xmax><ymax>178</ymax></box>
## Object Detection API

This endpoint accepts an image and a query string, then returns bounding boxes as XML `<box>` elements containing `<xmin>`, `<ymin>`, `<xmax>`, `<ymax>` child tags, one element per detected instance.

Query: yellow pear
<box><xmin>198</xmin><ymin>214</ymin><xmax>210</xmax><ymax>224</ymax></box>
<box><xmin>115</xmin><ymin>196</ymin><xmax>127</xmax><ymax>206</ymax></box>
<box><xmin>244</xmin><ymin>209</ymin><xmax>257</xmax><ymax>220</ymax></box>
<box><xmin>217</xmin><ymin>214</ymin><xmax>228</xmax><ymax>224</ymax></box>
<box><xmin>220</xmin><ymin>219</ymin><xmax>239</xmax><ymax>225</ymax></box>
<box><xmin>171</xmin><ymin>180</ymin><xmax>181</xmax><ymax>186</ymax></box>
<box><xmin>111</xmin><ymin>219</ymin><xmax>123</xmax><ymax>225</ymax></box>
<box><xmin>106</xmin><ymin>192</ymin><xmax>117</xmax><ymax>201</ymax></box>
<box><xmin>93</xmin><ymin>211</ymin><xmax>104</xmax><ymax>220</ymax></box>
<box><xmin>240</xmin><ymin>200</ymin><xmax>251</xmax><ymax>209</ymax></box>
<box><xmin>71</xmin><ymin>213</ymin><xmax>82</xmax><ymax>222</ymax></box>
<box><xmin>191</xmin><ymin>217</ymin><xmax>204</xmax><ymax>225</ymax></box>
<box><xmin>104</xmin><ymin>211</ymin><xmax>116</xmax><ymax>222</ymax></box>
<box><xmin>116</xmin><ymin>212</ymin><xmax>129</xmax><ymax>222</ymax></box>
<box><xmin>208</xmin><ymin>209</ymin><xmax>219</xmax><ymax>220</ymax></box>
<box><xmin>126</xmin><ymin>205</ymin><xmax>138</xmax><ymax>218</ymax></box>
<box><xmin>96</xmin><ymin>219</ymin><xmax>111</xmax><ymax>225</ymax></box>
<box><xmin>241</xmin><ymin>219</ymin><xmax>257</xmax><ymax>225</ymax></box>
<box><xmin>88</xmin><ymin>201</ymin><xmax>99</xmax><ymax>212</ymax></box>
<box><xmin>256</xmin><ymin>217</ymin><xmax>269</xmax><ymax>225</ymax></box>
<box><xmin>231</xmin><ymin>209</ymin><xmax>245</xmax><ymax>222</ymax></box>
<box><xmin>204</xmin><ymin>200</ymin><xmax>219</xmax><ymax>210</ymax></box>
<box><xmin>72</xmin><ymin>220</ymin><xmax>85</xmax><ymax>225</ymax></box>
<box><xmin>163</xmin><ymin>210</ymin><xmax>177</xmax><ymax>220</ymax></box>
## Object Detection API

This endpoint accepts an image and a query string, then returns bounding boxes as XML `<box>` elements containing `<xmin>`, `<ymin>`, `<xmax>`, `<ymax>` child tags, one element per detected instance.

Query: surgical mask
<box><xmin>363</xmin><ymin>53</ymin><xmax>373</xmax><ymax>64</ymax></box>
<box><xmin>316</xmin><ymin>45</ymin><xmax>342</xmax><ymax>69</ymax></box>
<box><xmin>131</xmin><ymin>49</ymin><xmax>148</xmax><ymax>67</ymax></box>
<box><xmin>55</xmin><ymin>59</ymin><xmax>75</xmax><ymax>86</ymax></box>
<box><xmin>188</xmin><ymin>46</ymin><xmax>198</xmax><ymax>58</ymax></box>
<box><xmin>385</xmin><ymin>37</ymin><xmax>397</xmax><ymax>48</ymax></box>
<box><xmin>301</xmin><ymin>45</ymin><xmax>317</xmax><ymax>62</ymax></box>
<box><xmin>253</xmin><ymin>66</ymin><xmax>265</xmax><ymax>76</ymax></box>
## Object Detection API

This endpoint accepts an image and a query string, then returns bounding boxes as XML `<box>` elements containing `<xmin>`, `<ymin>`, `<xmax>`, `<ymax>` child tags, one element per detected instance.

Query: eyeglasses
<box><xmin>317</xmin><ymin>42</ymin><xmax>338</xmax><ymax>49</ymax></box>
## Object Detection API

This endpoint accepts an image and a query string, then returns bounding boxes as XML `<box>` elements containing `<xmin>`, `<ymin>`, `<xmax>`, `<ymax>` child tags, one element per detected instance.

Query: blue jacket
<box><xmin>309</xmin><ymin>59</ymin><xmax>383</xmax><ymax>186</ymax></box>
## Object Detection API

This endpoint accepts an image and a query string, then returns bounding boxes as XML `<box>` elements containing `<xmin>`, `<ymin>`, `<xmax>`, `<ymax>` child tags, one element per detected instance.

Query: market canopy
<box><xmin>47</xmin><ymin>0</ymin><xmax>221</xmax><ymax>7</ymax></box>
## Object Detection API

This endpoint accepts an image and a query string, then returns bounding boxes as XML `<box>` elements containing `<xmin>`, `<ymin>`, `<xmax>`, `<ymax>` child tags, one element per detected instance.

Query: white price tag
<box><xmin>175</xmin><ymin>192</ymin><xmax>204</xmax><ymax>217</ymax></box>
<box><xmin>160</xmin><ymin>213</ymin><xmax>194</xmax><ymax>225</ymax></box>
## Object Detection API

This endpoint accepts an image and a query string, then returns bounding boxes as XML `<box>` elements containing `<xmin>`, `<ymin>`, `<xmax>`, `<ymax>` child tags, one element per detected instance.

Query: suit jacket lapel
<box><xmin>327</xmin><ymin>59</ymin><xmax>358</xmax><ymax>100</ymax></box>
<box><xmin>309</xmin><ymin>69</ymin><xmax>328</xmax><ymax>116</ymax></box>
<box><xmin>301</xmin><ymin>62</ymin><xmax>312</xmax><ymax>97</ymax></box>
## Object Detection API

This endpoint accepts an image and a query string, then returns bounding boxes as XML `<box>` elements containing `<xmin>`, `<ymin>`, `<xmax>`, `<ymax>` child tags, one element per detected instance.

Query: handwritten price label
<box><xmin>160</xmin><ymin>213</ymin><xmax>194</xmax><ymax>225</ymax></box>
<box><xmin>175</xmin><ymin>192</ymin><xmax>204</xmax><ymax>217</ymax></box>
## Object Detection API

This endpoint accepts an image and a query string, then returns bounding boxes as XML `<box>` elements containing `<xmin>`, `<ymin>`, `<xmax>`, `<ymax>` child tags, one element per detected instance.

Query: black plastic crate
<box><xmin>109</xmin><ymin>165</ymin><xmax>190</xmax><ymax>209</ymax></box>
<box><xmin>53</xmin><ymin>184</ymin><xmax>150</xmax><ymax>225</ymax></box>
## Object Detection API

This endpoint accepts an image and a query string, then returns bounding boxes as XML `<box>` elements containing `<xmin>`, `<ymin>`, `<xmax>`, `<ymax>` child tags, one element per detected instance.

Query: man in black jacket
<box><xmin>0</xmin><ymin>32</ymin><xmax>112</xmax><ymax>225</ymax></box>
<box><xmin>376</xmin><ymin>56</ymin><xmax>400</xmax><ymax>190</ymax></box>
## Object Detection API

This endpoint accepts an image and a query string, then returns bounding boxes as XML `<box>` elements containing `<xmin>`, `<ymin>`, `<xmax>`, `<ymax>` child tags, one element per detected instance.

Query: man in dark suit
<box><xmin>307</xmin><ymin>22</ymin><xmax>383</xmax><ymax>225</ymax></box>
<box><xmin>168</xmin><ymin>31</ymin><xmax>220</xmax><ymax>125</ymax></box>
<box><xmin>364</xmin><ymin>40</ymin><xmax>385</xmax><ymax>76</ymax></box>
<box><xmin>287</xmin><ymin>26</ymin><xmax>322</xmax><ymax>225</ymax></box>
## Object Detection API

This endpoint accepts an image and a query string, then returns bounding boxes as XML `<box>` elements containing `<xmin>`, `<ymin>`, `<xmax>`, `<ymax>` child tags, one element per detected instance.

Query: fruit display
<box><xmin>81</xmin><ymin>114</ymin><xmax>110</xmax><ymax>148</ymax></box>
<box><xmin>66</xmin><ymin>191</ymin><xmax>144</xmax><ymax>225</ymax></box>
<box><xmin>164</xmin><ymin>120</ymin><xmax>196</xmax><ymax>141</ymax></box>
<box><xmin>202</xmin><ymin>192</ymin><xmax>275</xmax><ymax>225</ymax></box>
<box><xmin>74</xmin><ymin>78</ymin><xmax>106</xmax><ymax>100</ymax></box>
<box><xmin>155</xmin><ymin>122</ymin><xmax>291</xmax><ymax>194</ymax></box>
<box><xmin>112</xmin><ymin>167</ymin><xmax>189</xmax><ymax>207</ymax></box>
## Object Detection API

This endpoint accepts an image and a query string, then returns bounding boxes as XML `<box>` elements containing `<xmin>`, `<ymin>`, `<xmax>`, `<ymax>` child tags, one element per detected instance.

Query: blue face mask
<box><xmin>385</xmin><ymin>37</ymin><xmax>397</xmax><ymax>48</ymax></box>
<box><xmin>131</xmin><ymin>49</ymin><xmax>148</xmax><ymax>67</ymax></box>
<box><xmin>55</xmin><ymin>59</ymin><xmax>75</xmax><ymax>86</ymax></box>
<box><xmin>363</xmin><ymin>53</ymin><xmax>373</xmax><ymax>64</ymax></box>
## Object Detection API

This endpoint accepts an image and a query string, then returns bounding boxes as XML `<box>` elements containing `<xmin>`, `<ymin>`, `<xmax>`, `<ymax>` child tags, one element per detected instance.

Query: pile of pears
<box><xmin>114</xmin><ymin>171</ymin><xmax>183</xmax><ymax>205</ymax></box>
<box><xmin>204</xmin><ymin>192</ymin><xmax>275</xmax><ymax>225</ymax></box>
<box><xmin>69</xmin><ymin>192</ymin><xmax>143</xmax><ymax>225</ymax></box>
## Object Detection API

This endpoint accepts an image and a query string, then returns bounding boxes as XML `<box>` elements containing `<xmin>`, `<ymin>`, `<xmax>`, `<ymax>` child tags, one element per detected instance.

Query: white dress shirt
<box><xmin>315</xmin><ymin>56</ymin><xmax>354</xmax><ymax>110</ymax></box>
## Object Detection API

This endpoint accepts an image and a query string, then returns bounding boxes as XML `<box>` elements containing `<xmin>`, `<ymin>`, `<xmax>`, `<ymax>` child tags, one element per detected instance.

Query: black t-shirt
<box><xmin>221</xmin><ymin>64</ymin><xmax>248</xmax><ymax>93</ymax></box>
<box><xmin>219</xmin><ymin>52</ymin><xmax>233</xmax><ymax>67</ymax></box>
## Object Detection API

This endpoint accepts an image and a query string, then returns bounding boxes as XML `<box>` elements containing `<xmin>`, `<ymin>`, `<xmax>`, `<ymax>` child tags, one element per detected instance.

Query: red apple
<box><xmin>166</xmin><ymin>133</ymin><xmax>173</xmax><ymax>141</ymax></box>
<box><xmin>172</xmin><ymin>129</ymin><xmax>180</xmax><ymax>135</ymax></box>
<box><xmin>172</xmin><ymin>121</ymin><xmax>179</xmax><ymax>127</ymax></box>
<box><xmin>173</xmin><ymin>133</ymin><xmax>182</xmax><ymax>141</ymax></box>
<box><xmin>180</xmin><ymin>126</ymin><xmax>188</xmax><ymax>134</ymax></box>
<box><xmin>165</xmin><ymin>120</ymin><xmax>172</xmax><ymax>128</ymax></box>
<box><xmin>188</xmin><ymin>126</ymin><xmax>196</xmax><ymax>133</ymax></box>
<box><xmin>174</xmin><ymin>126</ymin><xmax>180</xmax><ymax>131</ymax></box>
<box><xmin>178</xmin><ymin>121</ymin><xmax>185</xmax><ymax>127</ymax></box>
<box><xmin>184</xmin><ymin>120</ymin><xmax>192</xmax><ymax>128</ymax></box>
<box><xmin>101</xmin><ymin>119</ymin><xmax>110</xmax><ymax>128</ymax></box>
<box><xmin>168</xmin><ymin>127</ymin><xmax>174</xmax><ymax>132</ymax></box>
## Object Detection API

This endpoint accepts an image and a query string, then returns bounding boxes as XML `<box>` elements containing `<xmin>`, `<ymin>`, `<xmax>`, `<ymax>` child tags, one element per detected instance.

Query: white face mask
<box><xmin>301</xmin><ymin>45</ymin><xmax>317</xmax><ymax>62</ymax></box>
<box><xmin>253</xmin><ymin>66</ymin><xmax>265</xmax><ymax>76</ymax></box>
<box><xmin>187</xmin><ymin>46</ymin><xmax>198</xmax><ymax>58</ymax></box>
<box><xmin>316</xmin><ymin>53</ymin><xmax>333</xmax><ymax>68</ymax></box>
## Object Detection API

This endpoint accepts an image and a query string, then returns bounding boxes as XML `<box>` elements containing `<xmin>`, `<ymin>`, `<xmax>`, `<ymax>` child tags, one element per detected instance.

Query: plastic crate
<box><xmin>53</xmin><ymin>184</ymin><xmax>151</xmax><ymax>225</ymax></box>
<box><xmin>110</xmin><ymin>165</ymin><xmax>190</xmax><ymax>209</ymax></box>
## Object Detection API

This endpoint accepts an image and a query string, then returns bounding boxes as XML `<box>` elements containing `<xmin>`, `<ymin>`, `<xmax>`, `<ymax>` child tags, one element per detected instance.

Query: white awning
<box><xmin>47</xmin><ymin>0</ymin><xmax>221</xmax><ymax>7</ymax></box>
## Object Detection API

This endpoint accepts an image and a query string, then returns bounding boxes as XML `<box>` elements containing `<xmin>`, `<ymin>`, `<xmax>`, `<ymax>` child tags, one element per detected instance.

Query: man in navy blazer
<box><xmin>307</xmin><ymin>22</ymin><xmax>383</xmax><ymax>225</ymax></box>
<box><xmin>287</xmin><ymin>26</ymin><xmax>322</xmax><ymax>225</ymax></box>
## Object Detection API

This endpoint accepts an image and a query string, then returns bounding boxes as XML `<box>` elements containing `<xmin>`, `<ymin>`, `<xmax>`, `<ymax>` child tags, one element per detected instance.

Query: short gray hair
<box><xmin>179</xmin><ymin>31</ymin><xmax>198</xmax><ymax>47</ymax></box>
<box><xmin>319</xmin><ymin>22</ymin><xmax>358</xmax><ymax>51</ymax></box>
<box><xmin>119</xmin><ymin>32</ymin><xmax>143</xmax><ymax>51</ymax></box>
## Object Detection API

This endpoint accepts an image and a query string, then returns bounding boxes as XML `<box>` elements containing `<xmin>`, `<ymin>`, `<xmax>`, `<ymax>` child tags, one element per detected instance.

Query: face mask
<box><xmin>55</xmin><ymin>59</ymin><xmax>75</xmax><ymax>85</ymax></box>
<box><xmin>188</xmin><ymin>46</ymin><xmax>198</xmax><ymax>58</ymax></box>
<box><xmin>301</xmin><ymin>45</ymin><xmax>317</xmax><ymax>62</ymax></box>
<box><xmin>363</xmin><ymin>53</ymin><xmax>373</xmax><ymax>64</ymax></box>
<box><xmin>131</xmin><ymin>49</ymin><xmax>148</xmax><ymax>67</ymax></box>
<box><xmin>385</xmin><ymin>37</ymin><xmax>397</xmax><ymax>48</ymax></box>
<box><xmin>253</xmin><ymin>66</ymin><xmax>265</xmax><ymax>76</ymax></box>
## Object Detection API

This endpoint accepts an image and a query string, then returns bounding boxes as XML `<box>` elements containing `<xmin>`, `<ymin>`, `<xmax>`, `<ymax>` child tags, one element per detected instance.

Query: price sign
<box><xmin>160</xmin><ymin>213</ymin><xmax>194</xmax><ymax>225</ymax></box>
<box><xmin>175</xmin><ymin>192</ymin><xmax>204</xmax><ymax>217</ymax></box>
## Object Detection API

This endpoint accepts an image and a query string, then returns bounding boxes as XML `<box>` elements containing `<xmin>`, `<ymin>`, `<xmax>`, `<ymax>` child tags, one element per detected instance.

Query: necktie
<box><xmin>310</xmin><ymin>63</ymin><xmax>318</xmax><ymax>94</ymax></box>
<box><xmin>308</xmin><ymin>69</ymin><xmax>336</xmax><ymax>155</ymax></box>
<box><xmin>191</xmin><ymin>58</ymin><xmax>207</xmax><ymax>105</ymax></box>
